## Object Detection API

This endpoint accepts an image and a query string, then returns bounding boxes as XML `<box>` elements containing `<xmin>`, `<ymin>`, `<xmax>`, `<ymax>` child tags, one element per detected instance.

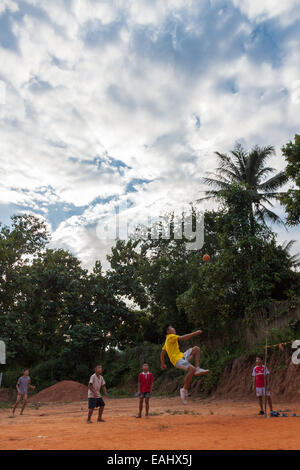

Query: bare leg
<box><xmin>20</xmin><ymin>395</ymin><xmax>28</xmax><ymax>415</ymax></box>
<box><xmin>87</xmin><ymin>408</ymin><xmax>94</xmax><ymax>423</ymax></box>
<box><xmin>258</xmin><ymin>396</ymin><xmax>263</xmax><ymax>411</ymax></box>
<box><xmin>137</xmin><ymin>397</ymin><xmax>143</xmax><ymax>417</ymax></box>
<box><xmin>145</xmin><ymin>398</ymin><xmax>150</xmax><ymax>417</ymax></box>
<box><xmin>184</xmin><ymin>365</ymin><xmax>196</xmax><ymax>393</ymax></box>
<box><xmin>267</xmin><ymin>396</ymin><xmax>273</xmax><ymax>412</ymax></box>
<box><xmin>97</xmin><ymin>406</ymin><xmax>105</xmax><ymax>422</ymax></box>
<box><xmin>12</xmin><ymin>395</ymin><xmax>21</xmax><ymax>415</ymax></box>
<box><xmin>189</xmin><ymin>346</ymin><xmax>200</xmax><ymax>368</ymax></box>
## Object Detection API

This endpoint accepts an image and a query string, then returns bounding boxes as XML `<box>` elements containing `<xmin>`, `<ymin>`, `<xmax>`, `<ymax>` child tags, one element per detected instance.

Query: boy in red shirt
<box><xmin>252</xmin><ymin>356</ymin><xmax>273</xmax><ymax>415</ymax></box>
<box><xmin>136</xmin><ymin>363</ymin><xmax>154</xmax><ymax>419</ymax></box>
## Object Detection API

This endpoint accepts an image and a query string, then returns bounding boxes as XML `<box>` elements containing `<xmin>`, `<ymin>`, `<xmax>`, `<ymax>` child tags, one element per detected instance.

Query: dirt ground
<box><xmin>1</xmin><ymin>396</ymin><xmax>299</xmax><ymax>450</ymax></box>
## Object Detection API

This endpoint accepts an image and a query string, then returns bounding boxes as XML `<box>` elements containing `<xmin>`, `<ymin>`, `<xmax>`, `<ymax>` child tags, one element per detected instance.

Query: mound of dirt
<box><xmin>29</xmin><ymin>380</ymin><xmax>88</xmax><ymax>403</ymax></box>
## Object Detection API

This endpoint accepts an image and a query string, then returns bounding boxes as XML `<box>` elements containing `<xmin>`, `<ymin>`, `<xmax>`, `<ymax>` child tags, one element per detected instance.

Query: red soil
<box><xmin>1</xmin><ymin>397</ymin><xmax>299</xmax><ymax>450</ymax></box>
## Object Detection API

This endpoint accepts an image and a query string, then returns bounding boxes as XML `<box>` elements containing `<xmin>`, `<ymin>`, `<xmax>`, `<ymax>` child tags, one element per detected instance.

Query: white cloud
<box><xmin>0</xmin><ymin>0</ymin><xmax>299</xmax><ymax>269</ymax></box>
<box><xmin>0</xmin><ymin>0</ymin><xmax>18</xmax><ymax>15</ymax></box>
<box><xmin>232</xmin><ymin>0</ymin><xmax>300</xmax><ymax>24</ymax></box>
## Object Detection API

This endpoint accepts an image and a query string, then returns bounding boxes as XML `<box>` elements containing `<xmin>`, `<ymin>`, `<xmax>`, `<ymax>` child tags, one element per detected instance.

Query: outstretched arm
<box><xmin>178</xmin><ymin>330</ymin><xmax>202</xmax><ymax>341</ymax></box>
<box><xmin>160</xmin><ymin>350</ymin><xmax>167</xmax><ymax>370</ymax></box>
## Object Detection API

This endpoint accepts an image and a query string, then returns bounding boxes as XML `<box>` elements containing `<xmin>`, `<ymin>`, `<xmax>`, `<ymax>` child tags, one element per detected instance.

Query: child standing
<box><xmin>160</xmin><ymin>324</ymin><xmax>209</xmax><ymax>405</ymax></box>
<box><xmin>11</xmin><ymin>368</ymin><xmax>36</xmax><ymax>417</ymax></box>
<box><xmin>87</xmin><ymin>365</ymin><xmax>108</xmax><ymax>423</ymax></box>
<box><xmin>136</xmin><ymin>363</ymin><xmax>154</xmax><ymax>419</ymax></box>
<box><xmin>252</xmin><ymin>356</ymin><xmax>273</xmax><ymax>415</ymax></box>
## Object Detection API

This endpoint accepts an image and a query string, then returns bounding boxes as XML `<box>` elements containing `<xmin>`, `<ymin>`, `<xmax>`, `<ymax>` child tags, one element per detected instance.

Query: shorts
<box><xmin>139</xmin><ymin>392</ymin><xmax>150</xmax><ymax>398</ymax></box>
<box><xmin>175</xmin><ymin>348</ymin><xmax>193</xmax><ymax>371</ymax></box>
<box><xmin>88</xmin><ymin>397</ymin><xmax>105</xmax><ymax>409</ymax></box>
<box><xmin>17</xmin><ymin>393</ymin><xmax>28</xmax><ymax>399</ymax></box>
<box><xmin>256</xmin><ymin>387</ymin><xmax>271</xmax><ymax>397</ymax></box>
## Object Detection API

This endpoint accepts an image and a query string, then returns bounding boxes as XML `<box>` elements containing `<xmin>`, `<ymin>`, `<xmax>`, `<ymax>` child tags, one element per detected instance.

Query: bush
<box><xmin>30</xmin><ymin>359</ymin><xmax>73</xmax><ymax>390</ymax></box>
<box><xmin>1</xmin><ymin>367</ymin><xmax>24</xmax><ymax>389</ymax></box>
<box><xmin>102</xmin><ymin>342</ymin><xmax>163</xmax><ymax>388</ymax></box>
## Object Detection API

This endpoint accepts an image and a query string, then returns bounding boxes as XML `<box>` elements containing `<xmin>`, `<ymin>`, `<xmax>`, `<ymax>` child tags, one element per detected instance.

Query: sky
<box><xmin>0</xmin><ymin>0</ymin><xmax>299</xmax><ymax>270</ymax></box>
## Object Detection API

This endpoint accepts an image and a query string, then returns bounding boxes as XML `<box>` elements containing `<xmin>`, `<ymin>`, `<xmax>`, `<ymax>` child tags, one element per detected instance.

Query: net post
<box><xmin>264</xmin><ymin>330</ymin><xmax>268</xmax><ymax>418</ymax></box>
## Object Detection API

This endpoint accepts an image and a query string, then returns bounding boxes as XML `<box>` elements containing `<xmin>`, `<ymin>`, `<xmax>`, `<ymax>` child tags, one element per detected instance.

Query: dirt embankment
<box><xmin>214</xmin><ymin>348</ymin><xmax>300</xmax><ymax>402</ymax></box>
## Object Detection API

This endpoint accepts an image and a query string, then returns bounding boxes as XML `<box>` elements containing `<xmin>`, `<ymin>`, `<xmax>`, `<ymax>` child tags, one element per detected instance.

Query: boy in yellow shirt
<box><xmin>160</xmin><ymin>324</ymin><xmax>209</xmax><ymax>404</ymax></box>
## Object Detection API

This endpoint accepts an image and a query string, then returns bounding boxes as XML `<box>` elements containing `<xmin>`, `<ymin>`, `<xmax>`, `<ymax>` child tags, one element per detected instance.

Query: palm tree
<box><xmin>280</xmin><ymin>240</ymin><xmax>300</xmax><ymax>269</ymax></box>
<box><xmin>199</xmin><ymin>144</ymin><xmax>287</xmax><ymax>224</ymax></box>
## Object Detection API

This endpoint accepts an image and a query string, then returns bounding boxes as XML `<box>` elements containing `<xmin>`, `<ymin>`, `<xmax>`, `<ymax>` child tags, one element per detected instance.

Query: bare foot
<box><xmin>97</xmin><ymin>418</ymin><xmax>105</xmax><ymax>422</ymax></box>
<box><xmin>136</xmin><ymin>415</ymin><xmax>142</xmax><ymax>418</ymax></box>
<box><xmin>87</xmin><ymin>420</ymin><xmax>93</xmax><ymax>424</ymax></box>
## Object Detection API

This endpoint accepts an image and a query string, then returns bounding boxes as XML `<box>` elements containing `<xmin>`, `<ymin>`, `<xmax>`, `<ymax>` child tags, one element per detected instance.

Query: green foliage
<box><xmin>108</xmin><ymin>387</ymin><xmax>132</xmax><ymax>397</ymax></box>
<box><xmin>0</xmin><ymin>215</ymin><xmax>137</xmax><ymax>370</ymax></box>
<box><xmin>102</xmin><ymin>342</ymin><xmax>163</xmax><ymax>388</ymax></box>
<box><xmin>1</xmin><ymin>367</ymin><xmax>24</xmax><ymax>389</ymax></box>
<box><xmin>262</xmin><ymin>327</ymin><xmax>295</xmax><ymax>349</ymax></box>
<box><xmin>201</xmin><ymin>143</ymin><xmax>287</xmax><ymax>225</ymax></box>
<box><xmin>279</xmin><ymin>134</ymin><xmax>300</xmax><ymax>226</ymax></box>
<box><xmin>193</xmin><ymin>346</ymin><xmax>238</xmax><ymax>395</ymax></box>
<box><xmin>177</xmin><ymin>185</ymin><xmax>300</xmax><ymax>343</ymax></box>
<box><xmin>0</xmin><ymin>214</ymin><xmax>50</xmax><ymax>362</ymax></box>
<box><xmin>0</xmin><ymin>402</ymin><xmax>12</xmax><ymax>408</ymax></box>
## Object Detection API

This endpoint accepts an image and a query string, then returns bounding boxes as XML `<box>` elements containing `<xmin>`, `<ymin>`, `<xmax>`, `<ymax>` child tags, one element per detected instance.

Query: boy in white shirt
<box><xmin>87</xmin><ymin>365</ymin><xmax>108</xmax><ymax>423</ymax></box>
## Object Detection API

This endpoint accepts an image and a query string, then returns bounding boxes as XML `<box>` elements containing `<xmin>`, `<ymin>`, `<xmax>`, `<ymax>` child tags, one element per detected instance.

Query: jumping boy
<box><xmin>87</xmin><ymin>365</ymin><xmax>108</xmax><ymax>423</ymax></box>
<box><xmin>11</xmin><ymin>368</ymin><xmax>35</xmax><ymax>417</ymax></box>
<box><xmin>252</xmin><ymin>356</ymin><xmax>273</xmax><ymax>415</ymax></box>
<box><xmin>136</xmin><ymin>363</ymin><xmax>154</xmax><ymax>419</ymax></box>
<box><xmin>161</xmin><ymin>324</ymin><xmax>209</xmax><ymax>404</ymax></box>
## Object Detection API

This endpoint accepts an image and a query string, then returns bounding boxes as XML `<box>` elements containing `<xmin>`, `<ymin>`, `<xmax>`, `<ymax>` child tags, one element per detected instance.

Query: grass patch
<box><xmin>157</xmin><ymin>424</ymin><xmax>169</xmax><ymax>431</ymax></box>
<box><xmin>108</xmin><ymin>387</ymin><xmax>132</xmax><ymax>398</ymax></box>
<box><xmin>0</xmin><ymin>402</ymin><xmax>12</xmax><ymax>409</ymax></box>
<box><xmin>30</xmin><ymin>402</ymin><xmax>42</xmax><ymax>410</ymax></box>
<box><xmin>165</xmin><ymin>409</ymin><xmax>201</xmax><ymax>416</ymax></box>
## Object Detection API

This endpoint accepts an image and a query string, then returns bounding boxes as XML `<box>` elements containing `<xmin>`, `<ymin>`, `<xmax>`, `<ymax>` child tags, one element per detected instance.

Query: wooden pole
<box><xmin>264</xmin><ymin>331</ymin><xmax>268</xmax><ymax>418</ymax></box>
